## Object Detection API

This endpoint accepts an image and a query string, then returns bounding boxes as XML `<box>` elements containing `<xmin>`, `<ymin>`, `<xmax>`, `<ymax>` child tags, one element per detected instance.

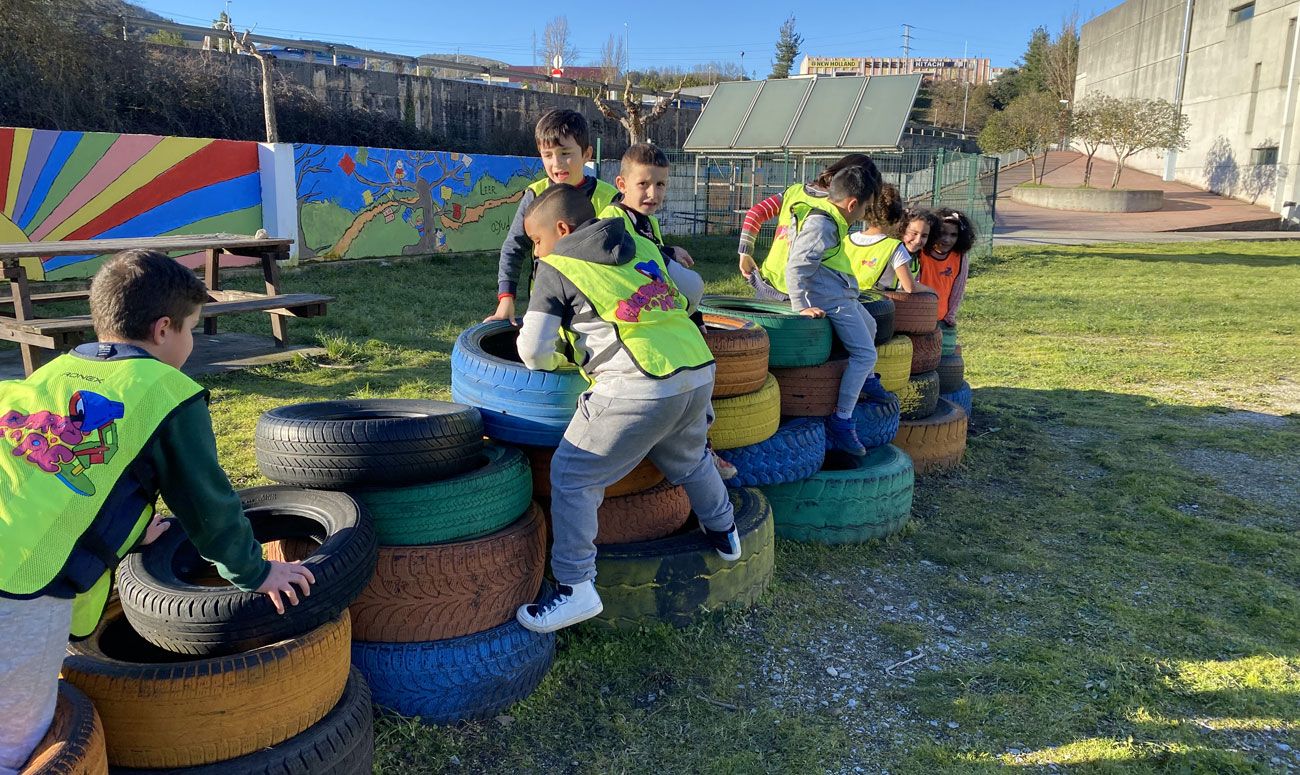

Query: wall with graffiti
<box><xmin>0</xmin><ymin>128</ymin><xmax>262</xmax><ymax>280</ymax></box>
<box><xmin>294</xmin><ymin>144</ymin><xmax>543</xmax><ymax>260</ymax></box>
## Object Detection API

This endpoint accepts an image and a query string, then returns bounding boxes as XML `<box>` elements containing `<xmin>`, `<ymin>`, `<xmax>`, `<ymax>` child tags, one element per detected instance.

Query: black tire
<box><xmin>109</xmin><ymin>668</ymin><xmax>373</xmax><ymax>775</ymax></box>
<box><xmin>859</xmin><ymin>291</ymin><xmax>896</xmax><ymax>345</ymax></box>
<box><xmin>450</xmin><ymin>321</ymin><xmax>589</xmax><ymax>446</ymax></box>
<box><xmin>937</xmin><ymin>352</ymin><xmax>965</xmax><ymax>394</ymax></box>
<box><xmin>593</xmin><ymin>488</ymin><xmax>775</xmax><ymax>630</ymax></box>
<box><xmin>899</xmin><ymin>371</ymin><xmax>940</xmax><ymax>421</ymax></box>
<box><xmin>699</xmin><ymin>295</ymin><xmax>832</xmax><ymax>368</ymax></box>
<box><xmin>118</xmin><ymin>487</ymin><xmax>377</xmax><ymax>657</ymax></box>
<box><xmin>255</xmin><ymin>400</ymin><xmax>483</xmax><ymax>488</ymax></box>
<box><xmin>351</xmin><ymin>444</ymin><xmax>533</xmax><ymax>545</ymax></box>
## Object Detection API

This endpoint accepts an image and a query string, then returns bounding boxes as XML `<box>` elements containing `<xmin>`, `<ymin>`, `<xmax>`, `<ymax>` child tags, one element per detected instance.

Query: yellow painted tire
<box><xmin>63</xmin><ymin>607</ymin><xmax>351</xmax><ymax>769</ymax></box>
<box><xmin>709</xmin><ymin>374</ymin><xmax>780</xmax><ymax>450</ymax></box>
<box><xmin>892</xmin><ymin>398</ymin><xmax>968</xmax><ymax>475</ymax></box>
<box><xmin>876</xmin><ymin>336</ymin><xmax>913</xmax><ymax>394</ymax></box>
<box><xmin>21</xmin><ymin>682</ymin><xmax>107</xmax><ymax>775</ymax></box>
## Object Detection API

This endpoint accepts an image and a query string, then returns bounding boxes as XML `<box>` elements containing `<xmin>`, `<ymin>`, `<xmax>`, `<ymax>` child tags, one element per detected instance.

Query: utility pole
<box><xmin>532</xmin><ymin>30</ymin><xmax>537</xmax><ymax>70</ymax></box>
<box><xmin>961</xmin><ymin>41</ymin><xmax>970</xmax><ymax>132</ymax></box>
<box><xmin>624</xmin><ymin>22</ymin><xmax>630</xmax><ymax>74</ymax></box>
<box><xmin>902</xmin><ymin>24</ymin><xmax>913</xmax><ymax>69</ymax></box>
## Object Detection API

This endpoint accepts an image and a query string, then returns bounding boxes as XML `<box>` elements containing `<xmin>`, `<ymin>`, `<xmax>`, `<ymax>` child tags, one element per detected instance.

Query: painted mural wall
<box><xmin>294</xmin><ymin>144</ymin><xmax>544</xmax><ymax>260</ymax></box>
<box><xmin>0</xmin><ymin>128</ymin><xmax>263</xmax><ymax>280</ymax></box>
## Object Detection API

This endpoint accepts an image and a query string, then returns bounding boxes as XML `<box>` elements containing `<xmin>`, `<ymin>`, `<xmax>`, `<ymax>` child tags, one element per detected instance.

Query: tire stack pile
<box><xmin>65</xmin><ymin>482</ymin><xmax>378</xmax><ymax>773</ymax></box>
<box><xmin>938</xmin><ymin>325</ymin><xmax>971</xmax><ymax>418</ymax></box>
<box><xmin>883</xmin><ymin>291</ymin><xmax>969</xmax><ymax>475</ymax></box>
<box><xmin>699</xmin><ymin>296</ymin><xmax>914</xmax><ymax>545</ymax></box>
<box><xmin>253</xmin><ymin>399</ymin><xmax>557</xmax><ymax>727</ymax></box>
<box><xmin>451</xmin><ymin>321</ymin><xmax>776</xmax><ymax>632</ymax></box>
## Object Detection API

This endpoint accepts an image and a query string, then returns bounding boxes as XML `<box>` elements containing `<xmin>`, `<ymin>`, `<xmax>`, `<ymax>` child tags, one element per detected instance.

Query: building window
<box><xmin>1230</xmin><ymin>2</ymin><xmax>1255</xmax><ymax>24</ymax></box>
<box><xmin>1252</xmin><ymin>146</ymin><xmax>1279</xmax><ymax>166</ymax></box>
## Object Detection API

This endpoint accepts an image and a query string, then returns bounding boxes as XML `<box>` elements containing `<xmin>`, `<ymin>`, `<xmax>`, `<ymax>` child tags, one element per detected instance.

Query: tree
<box><xmin>1069</xmin><ymin>93</ymin><xmax>1121</xmax><ymax>186</ymax></box>
<box><xmin>978</xmin><ymin>91</ymin><xmax>1066</xmax><ymax>183</ymax></box>
<box><xmin>1045</xmin><ymin>13</ymin><xmax>1079</xmax><ymax>104</ymax></box>
<box><xmin>147</xmin><ymin>29</ymin><xmax>184</xmax><ymax>46</ymax></box>
<box><xmin>598</xmin><ymin>33</ymin><xmax>626</xmax><ymax>87</ymax></box>
<box><xmin>1097</xmin><ymin>97</ymin><xmax>1189</xmax><ymax>188</ymax></box>
<box><xmin>629</xmin><ymin>62</ymin><xmax>744</xmax><ymax>90</ymax></box>
<box><xmin>228</xmin><ymin>24</ymin><xmax>278</xmax><ymax>143</ymax></box>
<box><xmin>926</xmin><ymin>80</ymin><xmax>994</xmax><ymax>133</ymax></box>
<box><xmin>769</xmin><ymin>15</ymin><xmax>802</xmax><ymax>79</ymax></box>
<box><xmin>1019</xmin><ymin>27</ymin><xmax>1052</xmax><ymax>93</ymax></box>
<box><xmin>596</xmin><ymin>79</ymin><xmax>685</xmax><ymax>145</ymax></box>
<box><xmin>541</xmin><ymin>16</ymin><xmax>579</xmax><ymax>71</ymax></box>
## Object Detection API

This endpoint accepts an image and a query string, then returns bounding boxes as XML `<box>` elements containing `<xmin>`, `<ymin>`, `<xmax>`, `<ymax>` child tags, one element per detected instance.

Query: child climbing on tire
<box><xmin>513</xmin><ymin>184</ymin><xmax>741</xmax><ymax>633</ymax></box>
<box><xmin>0</xmin><ymin>250</ymin><xmax>314</xmax><ymax>775</ymax></box>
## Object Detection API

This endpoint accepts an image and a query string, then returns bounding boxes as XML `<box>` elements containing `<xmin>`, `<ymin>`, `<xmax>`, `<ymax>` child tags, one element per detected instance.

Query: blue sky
<box><xmin>134</xmin><ymin>0</ymin><xmax>1116</xmax><ymax>72</ymax></box>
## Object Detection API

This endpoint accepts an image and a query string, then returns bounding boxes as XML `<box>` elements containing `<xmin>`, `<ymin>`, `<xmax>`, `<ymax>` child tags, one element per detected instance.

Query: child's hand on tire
<box><xmin>140</xmin><ymin>513</ymin><xmax>173</xmax><ymax>545</ymax></box>
<box><xmin>257</xmin><ymin>560</ymin><xmax>317</xmax><ymax>614</ymax></box>
<box><xmin>799</xmin><ymin>307</ymin><xmax>826</xmax><ymax>318</ymax></box>
<box><xmin>738</xmin><ymin>253</ymin><xmax>757</xmax><ymax>278</ymax></box>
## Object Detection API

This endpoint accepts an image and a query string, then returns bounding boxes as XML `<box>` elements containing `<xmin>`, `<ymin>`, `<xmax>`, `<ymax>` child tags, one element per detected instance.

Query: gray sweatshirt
<box><xmin>786</xmin><ymin>210</ymin><xmax>859</xmax><ymax>311</ymax></box>
<box><xmin>497</xmin><ymin>175</ymin><xmax>603</xmax><ymax>297</ymax></box>
<box><xmin>517</xmin><ymin>218</ymin><xmax>713</xmax><ymax>400</ymax></box>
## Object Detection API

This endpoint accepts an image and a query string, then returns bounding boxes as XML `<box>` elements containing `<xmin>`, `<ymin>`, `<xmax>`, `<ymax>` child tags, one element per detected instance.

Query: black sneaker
<box><xmin>700</xmin><ymin>522</ymin><xmax>742</xmax><ymax>561</ymax></box>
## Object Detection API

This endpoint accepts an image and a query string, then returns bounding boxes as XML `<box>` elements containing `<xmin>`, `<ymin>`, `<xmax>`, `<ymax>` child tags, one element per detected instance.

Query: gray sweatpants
<box><xmin>823</xmin><ymin>301</ymin><xmax>878</xmax><ymax>416</ymax></box>
<box><xmin>550</xmin><ymin>384</ymin><xmax>736</xmax><ymax>585</ymax></box>
<box><xmin>0</xmin><ymin>596</ymin><xmax>72</xmax><ymax>775</ymax></box>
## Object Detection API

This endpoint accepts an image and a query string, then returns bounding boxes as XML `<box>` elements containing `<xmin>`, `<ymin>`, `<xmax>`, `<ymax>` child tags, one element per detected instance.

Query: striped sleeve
<box><xmin>737</xmin><ymin>194</ymin><xmax>784</xmax><ymax>256</ymax></box>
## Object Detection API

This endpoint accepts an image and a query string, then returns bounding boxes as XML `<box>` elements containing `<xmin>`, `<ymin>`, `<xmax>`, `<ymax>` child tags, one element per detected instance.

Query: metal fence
<box><xmin>601</xmin><ymin>148</ymin><xmax>998</xmax><ymax>258</ymax></box>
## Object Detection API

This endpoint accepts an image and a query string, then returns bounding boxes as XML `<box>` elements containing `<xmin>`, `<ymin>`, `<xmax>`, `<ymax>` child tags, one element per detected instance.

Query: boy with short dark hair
<box><xmin>513</xmin><ymin>185</ymin><xmax>740</xmax><ymax>633</ymax></box>
<box><xmin>0</xmin><ymin>250</ymin><xmax>314</xmax><ymax>774</ymax></box>
<box><xmin>487</xmin><ymin>109</ymin><xmax>619</xmax><ymax>323</ymax></box>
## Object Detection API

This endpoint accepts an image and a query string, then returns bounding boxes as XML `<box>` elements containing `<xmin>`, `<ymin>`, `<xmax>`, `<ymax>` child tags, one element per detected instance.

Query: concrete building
<box><xmin>1076</xmin><ymin>0</ymin><xmax>1300</xmax><ymax>220</ymax></box>
<box><xmin>800</xmin><ymin>56</ymin><xmax>997</xmax><ymax>84</ymax></box>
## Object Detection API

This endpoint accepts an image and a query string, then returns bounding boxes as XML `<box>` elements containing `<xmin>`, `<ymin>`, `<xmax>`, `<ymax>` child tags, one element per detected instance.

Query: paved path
<box><xmin>995</xmin><ymin>230</ymin><xmax>1299</xmax><ymax>246</ymax></box>
<box><xmin>994</xmin><ymin>151</ymin><xmax>1284</xmax><ymax>233</ymax></box>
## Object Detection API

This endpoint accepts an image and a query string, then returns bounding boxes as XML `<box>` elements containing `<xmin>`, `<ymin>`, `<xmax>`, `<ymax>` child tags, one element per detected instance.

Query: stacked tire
<box><xmin>250</xmin><ymin>399</ymin><xmax>555</xmax><ymax>726</ymax></box>
<box><xmin>701</xmin><ymin>296</ymin><xmax>913</xmax><ymax>545</ymax></box>
<box><xmin>883</xmin><ymin>292</ymin><xmax>969</xmax><ymax>475</ymax></box>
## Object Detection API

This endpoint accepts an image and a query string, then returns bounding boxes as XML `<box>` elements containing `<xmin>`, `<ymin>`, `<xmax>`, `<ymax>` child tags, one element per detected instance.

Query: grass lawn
<box><xmin>120</xmin><ymin>239</ymin><xmax>1300</xmax><ymax>771</ymax></box>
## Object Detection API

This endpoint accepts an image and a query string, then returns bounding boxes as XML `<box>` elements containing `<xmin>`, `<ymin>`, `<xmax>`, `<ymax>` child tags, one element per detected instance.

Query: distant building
<box><xmin>1076</xmin><ymin>0</ymin><xmax>1298</xmax><ymax>219</ymax></box>
<box><xmin>800</xmin><ymin>56</ymin><xmax>996</xmax><ymax>84</ymax></box>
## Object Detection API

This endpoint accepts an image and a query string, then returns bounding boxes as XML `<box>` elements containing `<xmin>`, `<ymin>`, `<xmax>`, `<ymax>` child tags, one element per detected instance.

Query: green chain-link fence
<box><xmin>601</xmin><ymin>149</ymin><xmax>997</xmax><ymax>258</ymax></box>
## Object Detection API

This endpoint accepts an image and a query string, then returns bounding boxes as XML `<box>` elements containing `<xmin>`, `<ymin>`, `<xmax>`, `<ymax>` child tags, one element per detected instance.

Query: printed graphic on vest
<box><xmin>1</xmin><ymin>391</ymin><xmax>125</xmax><ymax>497</ymax></box>
<box><xmin>616</xmin><ymin>261</ymin><xmax>682</xmax><ymax>322</ymax></box>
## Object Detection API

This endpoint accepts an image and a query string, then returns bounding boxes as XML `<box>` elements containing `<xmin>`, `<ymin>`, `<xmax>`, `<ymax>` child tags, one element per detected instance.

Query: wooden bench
<box><xmin>1</xmin><ymin>234</ymin><xmax>333</xmax><ymax>376</ymax></box>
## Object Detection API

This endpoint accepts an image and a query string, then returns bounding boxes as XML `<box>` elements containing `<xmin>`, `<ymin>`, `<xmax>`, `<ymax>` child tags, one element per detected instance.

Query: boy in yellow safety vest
<box><xmin>0</xmin><ymin>251</ymin><xmax>315</xmax><ymax>774</ymax></box>
<box><xmin>513</xmin><ymin>184</ymin><xmax>741</xmax><ymax>633</ymax></box>
<box><xmin>487</xmin><ymin>109</ymin><xmax>619</xmax><ymax>324</ymax></box>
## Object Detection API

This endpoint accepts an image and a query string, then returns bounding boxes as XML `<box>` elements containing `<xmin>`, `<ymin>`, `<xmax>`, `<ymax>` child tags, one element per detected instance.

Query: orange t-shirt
<box><xmin>919</xmin><ymin>250</ymin><xmax>964</xmax><ymax>321</ymax></box>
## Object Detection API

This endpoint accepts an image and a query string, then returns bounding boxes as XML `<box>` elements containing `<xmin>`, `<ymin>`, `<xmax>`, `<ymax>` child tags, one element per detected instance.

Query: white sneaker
<box><xmin>516</xmin><ymin>581</ymin><xmax>604</xmax><ymax>633</ymax></box>
<box><xmin>699</xmin><ymin>522</ymin><xmax>743</xmax><ymax>561</ymax></box>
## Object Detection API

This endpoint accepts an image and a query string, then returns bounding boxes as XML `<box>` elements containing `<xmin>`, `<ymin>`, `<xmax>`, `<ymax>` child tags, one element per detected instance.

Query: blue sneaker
<box><xmin>827</xmin><ymin>414</ymin><xmax>867</xmax><ymax>456</ymax></box>
<box><xmin>859</xmin><ymin>374</ymin><xmax>896</xmax><ymax>405</ymax></box>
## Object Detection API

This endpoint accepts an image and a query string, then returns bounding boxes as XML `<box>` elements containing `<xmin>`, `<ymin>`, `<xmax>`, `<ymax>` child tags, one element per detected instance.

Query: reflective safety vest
<box><xmin>919</xmin><ymin>250</ymin><xmax>965</xmax><ymax>321</ymax></box>
<box><xmin>599</xmin><ymin>202</ymin><xmax>664</xmax><ymax>246</ymax></box>
<box><xmin>539</xmin><ymin>236</ymin><xmax>714</xmax><ymax>379</ymax></box>
<box><xmin>758</xmin><ymin>184</ymin><xmax>854</xmax><ymax>295</ymax></box>
<box><xmin>0</xmin><ymin>354</ymin><xmax>205</xmax><ymax>637</ymax></box>
<box><xmin>843</xmin><ymin>234</ymin><xmax>902</xmax><ymax>290</ymax></box>
<box><xmin>528</xmin><ymin>177</ymin><xmax>619</xmax><ymax>214</ymax></box>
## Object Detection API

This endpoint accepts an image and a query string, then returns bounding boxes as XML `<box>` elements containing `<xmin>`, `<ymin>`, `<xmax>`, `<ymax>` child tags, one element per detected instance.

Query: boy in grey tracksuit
<box><xmin>513</xmin><ymin>184</ymin><xmax>741</xmax><ymax>633</ymax></box>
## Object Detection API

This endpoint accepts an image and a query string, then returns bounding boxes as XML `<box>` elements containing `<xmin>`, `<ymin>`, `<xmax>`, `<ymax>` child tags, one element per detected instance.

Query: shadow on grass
<box><xmin>1108</xmin><ymin>251</ymin><xmax>1300</xmax><ymax>268</ymax></box>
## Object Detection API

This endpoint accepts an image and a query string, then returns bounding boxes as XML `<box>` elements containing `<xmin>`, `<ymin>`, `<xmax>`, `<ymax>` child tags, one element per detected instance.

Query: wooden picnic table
<box><xmin>1</xmin><ymin>234</ymin><xmax>332</xmax><ymax>376</ymax></box>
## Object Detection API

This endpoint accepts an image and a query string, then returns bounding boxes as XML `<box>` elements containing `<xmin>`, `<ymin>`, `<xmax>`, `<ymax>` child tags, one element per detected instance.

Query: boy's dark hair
<box><xmin>525</xmin><ymin>183</ymin><xmax>597</xmax><ymax>228</ymax></box>
<box><xmin>814</xmin><ymin>153</ymin><xmax>873</xmax><ymax>188</ymax></box>
<box><xmin>620</xmin><ymin>143</ymin><xmax>670</xmax><ymax>175</ymax></box>
<box><xmin>933</xmin><ymin>207</ymin><xmax>977</xmax><ymax>255</ymax></box>
<box><xmin>899</xmin><ymin>206</ymin><xmax>938</xmax><ymax>246</ymax></box>
<box><xmin>89</xmin><ymin>250</ymin><xmax>207</xmax><ymax>341</ymax></box>
<box><xmin>865</xmin><ymin>183</ymin><xmax>904</xmax><ymax>229</ymax></box>
<box><xmin>827</xmin><ymin>160</ymin><xmax>883</xmax><ymax>206</ymax></box>
<box><xmin>535</xmin><ymin>109</ymin><xmax>591</xmax><ymax>152</ymax></box>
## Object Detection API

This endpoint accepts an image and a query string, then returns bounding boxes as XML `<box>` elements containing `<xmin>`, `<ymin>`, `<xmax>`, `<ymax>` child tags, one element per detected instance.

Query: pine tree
<box><xmin>769</xmin><ymin>15</ymin><xmax>803</xmax><ymax>79</ymax></box>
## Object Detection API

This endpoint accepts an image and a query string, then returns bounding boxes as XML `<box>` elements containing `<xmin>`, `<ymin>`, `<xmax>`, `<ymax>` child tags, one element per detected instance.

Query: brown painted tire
<box><xmin>905</xmin><ymin>328</ymin><xmax>942</xmax><ymax>375</ymax></box>
<box><xmin>937</xmin><ymin>350</ymin><xmax>965</xmax><ymax>394</ymax></box>
<box><xmin>597</xmin><ymin>480</ymin><xmax>692</xmax><ymax>544</ymax></box>
<box><xmin>876</xmin><ymin>335</ymin><xmax>913</xmax><ymax>394</ymax></box>
<box><xmin>63</xmin><ymin>607</ymin><xmax>351</xmax><ymax>769</ymax></box>
<box><xmin>771</xmin><ymin>357</ymin><xmax>847</xmax><ymax>417</ymax></box>
<box><xmin>21</xmin><ymin>682</ymin><xmax>107</xmax><ymax>775</ymax></box>
<box><xmin>703</xmin><ymin>313</ymin><xmax>770</xmax><ymax>398</ymax></box>
<box><xmin>349</xmin><ymin>504</ymin><xmax>546</xmax><ymax>642</ymax></box>
<box><xmin>892</xmin><ymin>398</ymin><xmax>968</xmax><ymax>475</ymax></box>
<box><xmin>521</xmin><ymin>446</ymin><xmax>664</xmax><ymax>499</ymax></box>
<box><xmin>882</xmin><ymin>290</ymin><xmax>938</xmax><ymax>333</ymax></box>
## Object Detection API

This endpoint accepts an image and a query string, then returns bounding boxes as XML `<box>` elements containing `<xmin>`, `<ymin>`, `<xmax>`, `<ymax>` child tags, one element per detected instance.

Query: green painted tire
<box><xmin>699</xmin><ymin>295</ymin><xmax>832</xmax><ymax>368</ymax></box>
<box><xmin>350</xmin><ymin>445</ymin><xmax>533</xmax><ymax>545</ymax></box>
<box><xmin>940</xmin><ymin>323</ymin><xmax>958</xmax><ymax>356</ymax></box>
<box><xmin>592</xmin><ymin>488</ymin><xmax>775</xmax><ymax>630</ymax></box>
<box><xmin>760</xmin><ymin>445</ymin><xmax>913</xmax><ymax>544</ymax></box>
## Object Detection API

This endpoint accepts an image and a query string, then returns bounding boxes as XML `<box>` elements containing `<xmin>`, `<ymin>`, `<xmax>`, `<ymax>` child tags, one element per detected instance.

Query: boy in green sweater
<box><xmin>0</xmin><ymin>250</ymin><xmax>313</xmax><ymax>775</ymax></box>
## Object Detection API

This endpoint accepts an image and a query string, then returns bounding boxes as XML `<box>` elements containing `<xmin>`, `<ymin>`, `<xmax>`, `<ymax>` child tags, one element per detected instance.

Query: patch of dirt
<box><xmin>1201</xmin><ymin>410</ymin><xmax>1294</xmax><ymax>431</ymax></box>
<box><xmin>1176</xmin><ymin>448</ymin><xmax>1300</xmax><ymax>516</ymax></box>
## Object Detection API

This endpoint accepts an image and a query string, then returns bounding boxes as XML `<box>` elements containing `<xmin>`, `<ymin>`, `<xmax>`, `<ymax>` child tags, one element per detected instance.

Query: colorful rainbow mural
<box><xmin>0</xmin><ymin>128</ymin><xmax>263</xmax><ymax>280</ymax></box>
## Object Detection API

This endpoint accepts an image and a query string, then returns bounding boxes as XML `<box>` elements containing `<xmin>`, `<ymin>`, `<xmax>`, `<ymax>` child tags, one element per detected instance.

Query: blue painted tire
<box><xmin>719</xmin><ymin>418</ymin><xmax>826</xmax><ymax>487</ymax></box>
<box><xmin>351</xmin><ymin>618</ymin><xmax>555</xmax><ymax>725</ymax></box>
<box><xmin>941</xmin><ymin>381</ymin><xmax>972</xmax><ymax>418</ymax></box>
<box><xmin>829</xmin><ymin>396</ymin><xmax>901</xmax><ymax>452</ymax></box>
<box><xmin>451</xmin><ymin>321</ymin><xmax>588</xmax><ymax>446</ymax></box>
